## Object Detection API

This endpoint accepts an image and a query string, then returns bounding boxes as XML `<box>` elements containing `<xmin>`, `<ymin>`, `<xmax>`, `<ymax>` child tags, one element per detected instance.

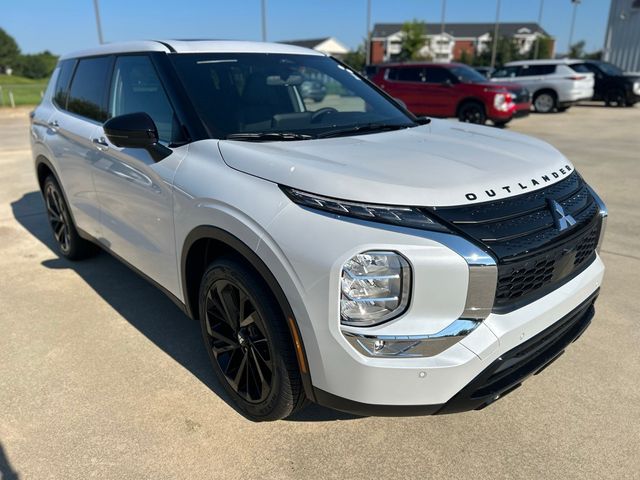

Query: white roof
<box><xmin>60</xmin><ymin>40</ymin><xmax>323</xmax><ymax>60</ymax></box>
<box><xmin>505</xmin><ymin>58</ymin><xmax>584</xmax><ymax>66</ymax></box>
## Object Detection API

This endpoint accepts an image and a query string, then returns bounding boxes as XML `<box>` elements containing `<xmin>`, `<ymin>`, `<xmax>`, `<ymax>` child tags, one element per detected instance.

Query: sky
<box><xmin>4</xmin><ymin>0</ymin><xmax>611</xmax><ymax>56</ymax></box>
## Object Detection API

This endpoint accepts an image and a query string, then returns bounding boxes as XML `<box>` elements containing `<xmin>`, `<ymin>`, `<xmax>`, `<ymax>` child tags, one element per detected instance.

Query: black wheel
<box><xmin>199</xmin><ymin>257</ymin><xmax>306</xmax><ymax>421</ymax></box>
<box><xmin>458</xmin><ymin>102</ymin><xmax>486</xmax><ymax>124</ymax></box>
<box><xmin>604</xmin><ymin>88</ymin><xmax>626</xmax><ymax>107</ymax></box>
<box><xmin>533</xmin><ymin>91</ymin><xmax>557</xmax><ymax>113</ymax></box>
<box><xmin>43</xmin><ymin>176</ymin><xmax>97</xmax><ymax>260</ymax></box>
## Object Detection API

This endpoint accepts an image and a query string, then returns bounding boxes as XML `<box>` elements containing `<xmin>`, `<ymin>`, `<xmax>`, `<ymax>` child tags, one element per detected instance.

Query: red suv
<box><xmin>370</xmin><ymin>63</ymin><xmax>531</xmax><ymax>126</ymax></box>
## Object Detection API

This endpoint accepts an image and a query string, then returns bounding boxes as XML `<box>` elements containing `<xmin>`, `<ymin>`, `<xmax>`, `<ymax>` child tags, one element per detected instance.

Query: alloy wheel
<box><xmin>534</xmin><ymin>93</ymin><xmax>555</xmax><ymax>113</ymax></box>
<box><xmin>204</xmin><ymin>279</ymin><xmax>274</xmax><ymax>403</ymax></box>
<box><xmin>45</xmin><ymin>183</ymin><xmax>71</xmax><ymax>254</ymax></box>
<box><xmin>460</xmin><ymin>105</ymin><xmax>484</xmax><ymax>124</ymax></box>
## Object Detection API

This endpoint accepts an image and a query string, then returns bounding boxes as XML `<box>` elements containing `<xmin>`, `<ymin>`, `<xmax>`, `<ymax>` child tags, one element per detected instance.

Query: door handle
<box><xmin>47</xmin><ymin>120</ymin><xmax>59</xmax><ymax>131</ymax></box>
<box><xmin>92</xmin><ymin>137</ymin><xmax>109</xmax><ymax>151</ymax></box>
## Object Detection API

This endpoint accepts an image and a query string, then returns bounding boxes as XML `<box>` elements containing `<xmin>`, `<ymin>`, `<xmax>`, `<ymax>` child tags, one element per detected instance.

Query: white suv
<box><xmin>30</xmin><ymin>40</ymin><xmax>607</xmax><ymax>421</ymax></box>
<box><xmin>492</xmin><ymin>59</ymin><xmax>595</xmax><ymax>113</ymax></box>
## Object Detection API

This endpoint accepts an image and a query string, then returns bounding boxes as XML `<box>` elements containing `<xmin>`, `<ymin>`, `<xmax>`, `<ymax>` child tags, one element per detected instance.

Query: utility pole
<box><xmin>534</xmin><ymin>0</ymin><xmax>544</xmax><ymax>59</ymax></box>
<box><xmin>261</xmin><ymin>0</ymin><xmax>267</xmax><ymax>42</ymax></box>
<box><xmin>490</xmin><ymin>0</ymin><xmax>501</xmax><ymax>69</ymax></box>
<box><xmin>568</xmin><ymin>0</ymin><xmax>581</xmax><ymax>55</ymax></box>
<box><xmin>440</xmin><ymin>0</ymin><xmax>446</xmax><ymax>36</ymax></box>
<box><xmin>365</xmin><ymin>0</ymin><xmax>372</xmax><ymax>65</ymax></box>
<box><xmin>92</xmin><ymin>0</ymin><xmax>104</xmax><ymax>45</ymax></box>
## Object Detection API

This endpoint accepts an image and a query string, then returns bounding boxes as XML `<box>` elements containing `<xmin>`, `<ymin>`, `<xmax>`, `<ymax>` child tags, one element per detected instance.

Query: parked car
<box><xmin>491</xmin><ymin>59</ymin><xmax>595</xmax><ymax>113</ymax></box>
<box><xmin>300</xmin><ymin>77</ymin><xmax>327</xmax><ymax>102</ymax></box>
<box><xmin>370</xmin><ymin>62</ymin><xmax>525</xmax><ymax>126</ymax></box>
<box><xmin>573</xmin><ymin>60</ymin><xmax>640</xmax><ymax>107</ymax></box>
<box><xmin>474</xmin><ymin>66</ymin><xmax>494</xmax><ymax>78</ymax></box>
<box><xmin>31</xmin><ymin>40</ymin><xmax>607</xmax><ymax>421</ymax></box>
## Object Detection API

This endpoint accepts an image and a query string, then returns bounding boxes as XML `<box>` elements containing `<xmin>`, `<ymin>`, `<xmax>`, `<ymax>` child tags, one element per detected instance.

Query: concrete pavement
<box><xmin>0</xmin><ymin>105</ymin><xmax>639</xmax><ymax>479</ymax></box>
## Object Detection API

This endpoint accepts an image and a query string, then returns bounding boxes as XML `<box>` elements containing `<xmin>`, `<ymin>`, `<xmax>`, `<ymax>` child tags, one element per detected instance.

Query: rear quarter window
<box><xmin>67</xmin><ymin>56</ymin><xmax>113</xmax><ymax>122</ymax></box>
<box><xmin>569</xmin><ymin>63</ymin><xmax>592</xmax><ymax>73</ymax></box>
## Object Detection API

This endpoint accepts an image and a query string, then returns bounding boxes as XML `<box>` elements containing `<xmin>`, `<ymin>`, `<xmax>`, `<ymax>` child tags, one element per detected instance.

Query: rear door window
<box><xmin>423</xmin><ymin>67</ymin><xmax>452</xmax><ymax>84</ymax></box>
<box><xmin>67</xmin><ymin>56</ymin><xmax>112</xmax><ymax>122</ymax></box>
<box><xmin>517</xmin><ymin>64</ymin><xmax>556</xmax><ymax>76</ymax></box>
<box><xmin>387</xmin><ymin>67</ymin><xmax>424</xmax><ymax>83</ymax></box>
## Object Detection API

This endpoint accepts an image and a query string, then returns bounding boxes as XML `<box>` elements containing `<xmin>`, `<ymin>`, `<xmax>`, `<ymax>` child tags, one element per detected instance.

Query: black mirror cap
<box><xmin>103</xmin><ymin>112</ymin><xmax>159</xmax><ymax>149</ymax></box>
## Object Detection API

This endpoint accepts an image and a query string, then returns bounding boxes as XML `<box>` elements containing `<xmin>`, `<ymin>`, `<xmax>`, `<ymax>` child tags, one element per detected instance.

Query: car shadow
<box><xmin>11</xmin><ymin>191</ymin><xmax>359</xmax><ymax>423</ymax></box>
<box><xmin>0</xmin><ymin>442</ymin><xmax>19</xmax><ymax>480</ymax></box>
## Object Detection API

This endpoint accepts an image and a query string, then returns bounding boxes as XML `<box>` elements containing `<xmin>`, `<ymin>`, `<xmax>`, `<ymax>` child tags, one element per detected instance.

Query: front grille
<box><xmin>429</xmin><ymin>171</ymin><xmax>601</xmax><ymax>312</ymax></box>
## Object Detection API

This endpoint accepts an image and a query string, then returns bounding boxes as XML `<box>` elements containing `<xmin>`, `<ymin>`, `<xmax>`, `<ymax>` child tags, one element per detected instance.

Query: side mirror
<box><xmin>103</xmin><ymin>112</ymin><xmax>171</xmax><ymax>162</ymax></box>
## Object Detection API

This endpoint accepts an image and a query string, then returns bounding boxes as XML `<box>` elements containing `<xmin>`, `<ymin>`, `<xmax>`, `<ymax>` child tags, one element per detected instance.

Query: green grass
<box><xmin>0</xmin><ymin>75</ymin><xmax>49</xmax><ymax>107</ymax></box>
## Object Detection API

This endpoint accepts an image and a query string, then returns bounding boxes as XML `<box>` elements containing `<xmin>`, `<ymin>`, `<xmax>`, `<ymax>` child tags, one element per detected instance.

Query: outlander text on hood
<box><xmin>30</xmin><ymin>40</ymin><xmax>607</xmax><ymax>421</ymax></box>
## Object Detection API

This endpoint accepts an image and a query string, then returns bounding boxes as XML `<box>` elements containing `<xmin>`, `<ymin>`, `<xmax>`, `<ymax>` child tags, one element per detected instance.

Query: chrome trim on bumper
<box><xmin>588</xmin><ymin>185</ymin><xmax>608</xmax><ymax>251</ymax></box>
<box><xmin>342</xmin><ymin>319</ymin><xmax>481</xmax><ymax>358</ymax></box>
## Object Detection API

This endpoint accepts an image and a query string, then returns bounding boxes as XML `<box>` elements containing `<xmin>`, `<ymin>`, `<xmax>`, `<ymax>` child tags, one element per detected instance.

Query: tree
<box><xmin>399</xmin><ymin>20</ymin><xmax>428</xmax><ymax>61</ymax></box>
<box><xmin>0</xmin><ymin>27</ymin><xmax>20</xmax><ymax>73</ymax></box>
<box><xmin>343</xmin><ymin>43</ymin><xmax>366</xmax><ymax>72</ymax></box>
<box><xmin>15</xmin><ymin>51</ymin><xmax>58</xmax><ymax>79</ymax></box>
<box><xmin>584</xmin><ymin>50</ymin><xmax>602</xmax><ymax>60</ymax></box>
<box><xmin>569</xmin><ymin>40</ymin><xmax>586</xmax><ymax>59</ymax></box>
<box><xmin>474</xmin><ymin>34</ymin><xmax>520</xmax><ymax>66</ymax></box>
<box><xmin>529</xmin><ymin>35</ymin><xmax>554</xmax><ymax>59</ymax></box>
<box><xmin>458</xmin><ymin>49</ymin><xmax>471</xmax><ymax>65</ymax></box>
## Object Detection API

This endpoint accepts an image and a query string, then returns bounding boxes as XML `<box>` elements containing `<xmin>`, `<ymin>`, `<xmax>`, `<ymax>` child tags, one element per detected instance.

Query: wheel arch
<box><xmin>180</xmin><ymin>225</ymin><xmax>315</xmax><ymax>401</ymax></box>
<box><xmin>455</xmin><ymin>97</ymin><xmax>486</xmax><ymax>117</ymax></box>
<box><xmin>532</xmin><ymin>87</ymin><xmax>558</xmax><ymax>101</ymax></box>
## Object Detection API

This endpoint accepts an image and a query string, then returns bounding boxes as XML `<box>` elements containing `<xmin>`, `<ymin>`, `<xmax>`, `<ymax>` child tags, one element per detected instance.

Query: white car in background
<box><xmin>492</xmin><ymin>59</ymin><xmax>594</xmax><ymax>113</ymax></box>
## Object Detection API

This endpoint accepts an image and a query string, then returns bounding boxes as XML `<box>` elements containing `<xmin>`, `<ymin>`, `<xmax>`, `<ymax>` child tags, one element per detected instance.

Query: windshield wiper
<box><xmin>317</xmin><ymin>123</ymin><xmax>414</xmax><ymax>139</ymax></box>
<box><xmin>226</xmin><ymin>132</ymin><xmax>315</xmax><ymax>142</ymax></box>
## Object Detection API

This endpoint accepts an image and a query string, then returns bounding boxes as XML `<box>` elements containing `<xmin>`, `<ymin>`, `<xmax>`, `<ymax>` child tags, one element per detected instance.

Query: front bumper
<box><xmin>314</xmin><ymin>289</ymin><xmax>598</xmax><ymax>416</ymax></box>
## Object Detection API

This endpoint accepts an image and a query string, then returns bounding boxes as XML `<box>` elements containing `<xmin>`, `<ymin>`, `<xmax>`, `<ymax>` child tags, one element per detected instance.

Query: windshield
<box><xmin>450</xmin><ymin>65</ymin><xmax>489</xmax><ymax>83</ymax></box>
<box><xmin>170</xmin><ymin>53</ymin><xmax>416</xmax><ymax>139</ymax></box>
<box><xmin>596</xmin><ymin>61</ymin><xmax>623</xmax><ymax>76</ymax></box>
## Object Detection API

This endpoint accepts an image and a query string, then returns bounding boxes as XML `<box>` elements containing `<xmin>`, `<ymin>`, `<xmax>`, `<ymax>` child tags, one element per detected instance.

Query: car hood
<box><xmin>218</xmin><ymin>119</ymin><xmax>574</xmax><ymax>207</ymax></box>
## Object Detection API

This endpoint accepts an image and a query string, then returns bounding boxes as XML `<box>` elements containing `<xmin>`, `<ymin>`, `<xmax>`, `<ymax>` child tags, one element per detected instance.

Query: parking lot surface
<box><xmin>1</xmin><ymin>105</ymin><xmax>639</xmax><ymax>479</ymax></box>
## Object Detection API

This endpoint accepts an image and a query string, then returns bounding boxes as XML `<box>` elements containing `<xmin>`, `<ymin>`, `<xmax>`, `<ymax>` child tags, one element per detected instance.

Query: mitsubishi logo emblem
<box><xmin>548</xmin><ymin>199</ymin><xmax>577</xmax><ymax>231</ymax></box>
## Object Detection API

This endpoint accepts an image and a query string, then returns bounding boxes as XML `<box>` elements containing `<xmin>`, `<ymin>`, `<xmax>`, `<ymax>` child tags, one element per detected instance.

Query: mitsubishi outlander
<box><xmin>30</xmin><ymin>41</ymin><xmax>607</xmax><ymax>421</ymax></box>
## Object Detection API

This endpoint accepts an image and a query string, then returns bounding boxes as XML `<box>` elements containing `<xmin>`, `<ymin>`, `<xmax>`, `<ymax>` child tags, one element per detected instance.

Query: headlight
<box><xmin>634</xmin><ymin>82</ymin><xmax>640</xmax><ymax>95</ymax></box>
<box><xmin>340</xmin><ymin>251</ymin><xmax>411</xmax><ymax>326</ymax></box>
<box><xmin>280</xmin><ymin>186</ymin><xmax>450</xmax><ymax>233</ymax></box>
<box><xmin>493</xmin><ymin>92</ymin><xmax>514</xmax><ymax>111</ymax></box>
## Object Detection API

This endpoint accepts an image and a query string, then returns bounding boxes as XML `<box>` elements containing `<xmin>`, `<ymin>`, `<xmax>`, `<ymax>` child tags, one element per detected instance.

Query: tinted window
<box><xmin>67</xmin><ymin>56</ymin><xmax>112</xmax><ymax>122</ymax></box>
<box><xmin>517</xmin><ymin>64</ymin><xmax>556</xmax><ymax>76</ymax></box>
<box><xmin>449</xmin><ymin>65</ymin><xmax>488</xmax><ymax>83</ymax></box>
<box><xmin>53</xmin><ymin>59</ymin><xmax>76</xmax><ymax>109</ymax></box>
<box><xmin>570</xmin><ymin>63</ymin><xmax>592</xmax><ymax>74</ymax></box>
<box><xmin>595</xmin><ymin>62</ymin><xmax>623</xmax><ymax>76</ymax></box>
<box><xmin>171</xmin><ymin>53</ymin><xmax>414</xmax><ymax>138</ymax></box>
<box><xmin>109</xmin><ymin>55</ymin><xmax>182</xmax><ymax>144</ymax></box>
<box><xmin>492</xmin><ymin>66</ymin><xmax>519</xmax><ymax>78</ymax></box>
<box><xmin>387</xmin><ymin>67</ymin><xmax>424</xmax><ymax>82</ymax></box>
<box><xmin>423</xmin><ymin>67</ymin><xmax>452</xmax><ymax>83</ymax></box>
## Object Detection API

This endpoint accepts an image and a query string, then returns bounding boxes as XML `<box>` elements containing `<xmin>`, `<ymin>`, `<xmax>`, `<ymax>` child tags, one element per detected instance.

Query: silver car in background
<box><xmin>492</xmin><ymin>59</ymin><xmax>594</xmax><ymax>113</ymax></box>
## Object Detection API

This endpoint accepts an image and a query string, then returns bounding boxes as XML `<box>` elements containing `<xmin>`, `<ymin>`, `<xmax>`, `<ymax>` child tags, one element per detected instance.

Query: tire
<box><xmin>533</xmin><ymin>91</ymin><xmax>557</xmax><ymax>113</ymax></box>
<box><xmin>604</xmin><ymin>88</ymin><xmax>626</xmax><ymax>107</ymax></box>
<box><xmin>458</xmin><ymin>101</ymin><xmax>486</xmax><ymax>124</ymax></box>
<box><xmin>42</xmin><ymin>175</ymin><xmax>98</xmax><ymax>260</ymax></box>
<box><xmin>198</xmin><ymin>257</ymin><xmax>306</xmax><ymax>421</ymax></box>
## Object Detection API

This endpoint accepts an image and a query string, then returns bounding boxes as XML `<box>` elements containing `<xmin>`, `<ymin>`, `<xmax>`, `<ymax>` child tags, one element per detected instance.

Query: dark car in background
<box><xmin>370</xmin><ymin>62</ymin><xmax>531</xmax><ymax>126</ymax></box>
<box><xmin>575</xmin><ymin>60</ymin><xmax>640</xmax><ymax>107</ymax></box>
